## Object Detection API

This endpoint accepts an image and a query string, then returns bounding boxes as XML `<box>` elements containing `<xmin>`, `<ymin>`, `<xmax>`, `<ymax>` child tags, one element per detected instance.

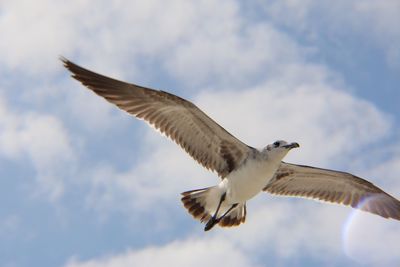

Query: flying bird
<box><xmin>62</xmin><ymin>57</ymin><xmax>400</xmax><ymax>231</ymax></box>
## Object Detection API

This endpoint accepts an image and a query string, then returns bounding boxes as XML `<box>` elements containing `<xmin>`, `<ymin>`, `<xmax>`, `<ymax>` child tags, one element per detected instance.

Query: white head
<box><xmin>263</xmin><ymin>140</ymin><xmax>300</xmax><ymax>159</ymax></box>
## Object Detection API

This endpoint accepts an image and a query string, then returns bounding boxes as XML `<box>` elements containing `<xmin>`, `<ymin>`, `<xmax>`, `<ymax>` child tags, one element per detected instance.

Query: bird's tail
<box><xmin>181</xmin><ymin>187</ymin><xmax>213</xmax><ymax>223</ymax></box>
<box><xmin>181</xmin><ymin>187</ymin><xmax>247</xmax><ymax>228</ymax></box>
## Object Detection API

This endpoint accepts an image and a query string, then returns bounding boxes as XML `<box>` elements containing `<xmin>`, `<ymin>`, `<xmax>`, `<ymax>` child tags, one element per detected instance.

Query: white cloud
<box><xmin>0</xmin><ymin>94</ymin><xmax>75</xmax><ymax>200</ymax></box>
<box><xmin>358</xmin><ymin>147</ymin><xmax>400</xmax><ymax>199</ymax></box>
<box><xmin>257</xmin><ymin>0</ymin><xmax>400</xmax><ymax>68</ymax></box>
<box><xmin>163</xmin><ymin>16</ymin><xmax>303</xmax><ymax>87</ymax></box>
<box><xmin>0</xmin><ymin>0</ymin><xmax>80</xmax><ymax>74</ymax></box>
<box><xmin>0</xmin><ymin>0</ymin><xmax>304</xmax><ymax>87</ymax></box>
<box><xmin>0</xmin><ymin>0</ymin><xmax>246</xmax><ymax>79</ymax></box>
<box><xmin>351</xmin><ymin>1</ymin><xmax>400</xmax><ymax>67</ymax></box>
<box><xmin>65</xmin><ymin>237</ymin><xmax>260</xmax><ymax>267</ymax></box>
<box><xmin>62</xmin><ymin>81</ymin><xmax>133</xmax><ymax>134</ymax></box>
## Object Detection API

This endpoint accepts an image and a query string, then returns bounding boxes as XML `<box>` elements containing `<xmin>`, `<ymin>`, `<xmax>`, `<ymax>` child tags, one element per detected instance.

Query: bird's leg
<box><xmin>204</xmin><ymin>201</ymin><xmax>239</xmax><ymax>231</ymax></box>
<box><xmin>204</xmin><ymin>192</ymin><xmax>226</xmax><ymax>231</ymax></box>
<box><xmin>219</xmin><ymin>203</ymin><xmax>239</xmax><ymax>219</ymax></box>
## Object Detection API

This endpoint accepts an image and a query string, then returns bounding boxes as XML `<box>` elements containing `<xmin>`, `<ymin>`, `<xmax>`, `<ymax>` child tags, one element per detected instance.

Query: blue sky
<box><xmin>1</xmin><ymin>1</ymin><xmax>400</xmax><ymax>267</ymax></box>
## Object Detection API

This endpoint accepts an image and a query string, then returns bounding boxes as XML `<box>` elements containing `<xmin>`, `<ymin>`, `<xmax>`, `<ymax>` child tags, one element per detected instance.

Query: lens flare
<box><xmin>342</xmin><ymin>195</ymin><xmax>400</xmax><ymax>265</ymax></box>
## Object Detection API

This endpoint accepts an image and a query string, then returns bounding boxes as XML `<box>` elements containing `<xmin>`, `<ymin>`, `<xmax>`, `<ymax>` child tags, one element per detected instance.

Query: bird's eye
<box><xmin>273</xmin><ymin>141</ymin><xmax>280</xmax><ymax>147</ymax></box>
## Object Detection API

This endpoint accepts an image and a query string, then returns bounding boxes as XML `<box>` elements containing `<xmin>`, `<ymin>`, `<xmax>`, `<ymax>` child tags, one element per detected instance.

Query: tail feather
<box><xmin>181</xmin><ymin>188</ymin><xmax>212</xmax><ymax>223</ymax></box>
<box><xmin>218</xmin><ymin>204</ymin><xmax>246</xmax><ymax>227</ymax></box>
<box><xmin>181</xmin><ymin>187</ymin><xmax>247</xmax><ymax>228</ymax></box>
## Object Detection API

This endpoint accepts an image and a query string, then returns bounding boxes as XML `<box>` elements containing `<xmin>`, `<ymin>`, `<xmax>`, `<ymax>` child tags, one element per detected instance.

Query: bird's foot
<box><xmin>204</xmin><ymin>216</ymin><xmax>220</xmax><ymax>231</ymax></box>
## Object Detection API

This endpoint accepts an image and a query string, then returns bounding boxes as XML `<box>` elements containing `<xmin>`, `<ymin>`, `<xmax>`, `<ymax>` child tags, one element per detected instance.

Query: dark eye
<box><xmin>273</xmin><ymin>141</ymin><xmax>280</xmax><ymax>147</ymax></box>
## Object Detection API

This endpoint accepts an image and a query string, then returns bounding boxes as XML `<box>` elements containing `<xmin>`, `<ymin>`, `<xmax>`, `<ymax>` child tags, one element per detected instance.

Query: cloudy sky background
<box><xmin>1</xmin><ymin>0</ymin><xmax>400</xmax><ymax>266</ymax></box>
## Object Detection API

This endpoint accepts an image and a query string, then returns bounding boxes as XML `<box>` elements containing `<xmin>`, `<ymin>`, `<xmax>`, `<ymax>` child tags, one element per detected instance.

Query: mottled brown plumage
<box><xmin>181</xmin><ymin>189</ymin><xmax>211</xmax><ymax>223</ymax></box>
<box><xmin>264</xmin><ymin>162</ymin><xmax>400</xmax><ymax>220</ymax></box>
<box><xmin>62</xmin><ymin>58</ymin><xmax>252</xmax><ymax>178</ymax></box>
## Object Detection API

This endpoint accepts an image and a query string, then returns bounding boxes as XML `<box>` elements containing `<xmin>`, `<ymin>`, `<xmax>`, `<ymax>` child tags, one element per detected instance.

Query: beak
<box><xmin>283</xmin><ymin>142</ymin><xmax>300</xmax><ymax>149</ymax></box>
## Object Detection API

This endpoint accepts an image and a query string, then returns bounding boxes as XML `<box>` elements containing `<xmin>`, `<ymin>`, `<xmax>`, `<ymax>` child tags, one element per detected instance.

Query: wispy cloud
<box><xmin>255</xmin><ymin>0</ymin><xmax>400</xmax><ymax>68</ymax></box>
<box><xmin>0</xmin><ymin>94</ymin><xmax>75</xmax><ymax>200</ymax></box>
<box><xmin>65</xmin><ymin>237</ymin><xmax>260</xmax><ymax>267</ymax></box>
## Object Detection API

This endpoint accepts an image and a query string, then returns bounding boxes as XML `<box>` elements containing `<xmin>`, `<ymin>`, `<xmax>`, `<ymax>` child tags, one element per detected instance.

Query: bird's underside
<box><xmin>62</xmin><ymin>57</ymin><xmax>400</xmax><ymax>230</ymax></box>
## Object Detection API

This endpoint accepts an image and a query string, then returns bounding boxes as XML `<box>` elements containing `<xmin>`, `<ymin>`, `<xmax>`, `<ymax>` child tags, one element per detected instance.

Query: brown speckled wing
<box><xmin>62</xmin><ymin>58</ymin><xmax>252</xmax><ymax>178</ymax></box>
<box><xmin>264</xmin><ymin>162</ymin><xmax>400</xmax><ymax>220</ymax></box>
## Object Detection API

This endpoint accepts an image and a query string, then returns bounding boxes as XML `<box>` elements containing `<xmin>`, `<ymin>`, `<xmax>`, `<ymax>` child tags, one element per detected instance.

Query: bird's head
<box><xmin>264</xmin><ymin>140</ymin><xmax>300</xmax><ymax>158</ymax></box>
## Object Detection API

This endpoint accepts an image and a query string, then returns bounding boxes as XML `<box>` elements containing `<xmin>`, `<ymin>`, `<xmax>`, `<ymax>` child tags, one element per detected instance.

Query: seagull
<box><xmin>62</xmin><ymin>57</ymin><xmax>400</xmax><ymax>231</ymax></box>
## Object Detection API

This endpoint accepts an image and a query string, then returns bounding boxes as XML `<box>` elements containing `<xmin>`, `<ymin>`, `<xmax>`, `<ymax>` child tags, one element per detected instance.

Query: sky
<box><xmin>1</xmin><ymin>0</ymin><xmax>400</xmax><ymax>266</ymax></box>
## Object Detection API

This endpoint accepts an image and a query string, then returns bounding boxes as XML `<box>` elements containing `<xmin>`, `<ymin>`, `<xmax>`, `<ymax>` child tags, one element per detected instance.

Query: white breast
<box><xmin>223</xmin><ymin>157</ymin><xmax>281</xmax><ymax>204</ymax></box>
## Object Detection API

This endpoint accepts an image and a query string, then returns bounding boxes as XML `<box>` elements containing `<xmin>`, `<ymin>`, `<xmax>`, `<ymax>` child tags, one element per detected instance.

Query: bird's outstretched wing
<box><xmin>264</xmin><ymin>162</ymin><xmax>400</xmax><ymax>220</ymax></box>
<box><xmin>62</xmin><ymin>58</ymin><xmax>253</xmax><ymax>178</ymax></box>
